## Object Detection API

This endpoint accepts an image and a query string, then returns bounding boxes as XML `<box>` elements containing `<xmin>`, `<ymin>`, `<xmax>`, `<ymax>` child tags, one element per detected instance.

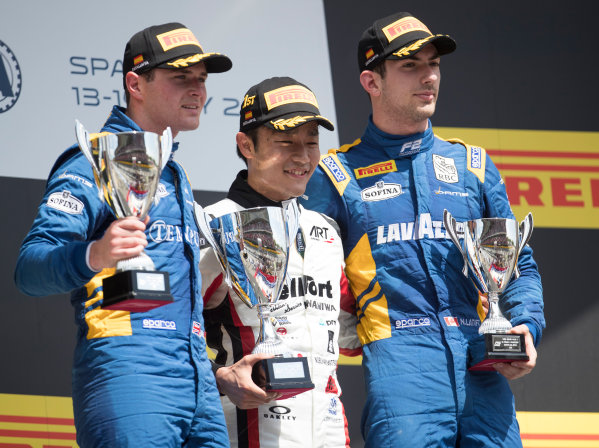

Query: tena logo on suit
<box><xmin>361</xmin><ymin>181</ymin><xmax>403</xmax><ymax>202</ymax></box>
<box><xmin>0</xmin><ymin>39</ymin><xmax>22</xmax><ymax>113</ymax></box>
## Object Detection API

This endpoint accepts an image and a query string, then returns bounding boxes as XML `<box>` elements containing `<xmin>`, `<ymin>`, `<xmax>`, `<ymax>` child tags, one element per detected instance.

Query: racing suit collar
<box><xmin>227</xmin><ymin>170</ymin><xmax>283</xmax><ymax>208</ymax></box>
<box><xmin>362</xmin><ymin>115</ymin><xmax>434</xmax><ymax>158</ymax></box>
<box><xmin>101</xmin><ymin>105</ymin><xmax>180</xmax><ymax>156</ymax></box>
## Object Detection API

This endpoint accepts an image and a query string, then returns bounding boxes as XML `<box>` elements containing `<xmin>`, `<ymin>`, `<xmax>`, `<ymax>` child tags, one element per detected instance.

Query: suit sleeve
<box><xmin>200</xmin><ymin>244</ymin><xmax>230</xmax><ymax>310</ymax></box>
<box><xmin>14</xmin><ymin>153</ymin><xmax>110</xmax><ymax>296</ymax></box>
<box><xmin>482</xmin><ymin>153</ymin><xmax>545</xmax><ymax>345</ymax></box>
<box><xmin>338</xmin><ymin>267</ymin><xmax>362</xmax><ymax>357</ymax></box>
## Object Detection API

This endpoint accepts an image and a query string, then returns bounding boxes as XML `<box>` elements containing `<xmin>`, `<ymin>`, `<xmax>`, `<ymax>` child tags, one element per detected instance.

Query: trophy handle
<box><xmin>75</xmin><ymin>120</ymin><xmax>104</xmax><ymax>201</ymax></box>
<box><xmin>443</xmin><ymin>209</ymin><xmax>468</xmax><ymax>276</ymax></box>
<box><xmin>193</xmin><ymin>202</ymin><xmax>229</xmax><ymax>277</ymax></box>
<box><xmin>161</xmin><ymin>127</ymin><xmax>173</xmax><ymax>170</ymax></box>
<box><xmin>514</xmin><ymin>212</ymin><xmax>534</xmax><ymax>278</ymax></box>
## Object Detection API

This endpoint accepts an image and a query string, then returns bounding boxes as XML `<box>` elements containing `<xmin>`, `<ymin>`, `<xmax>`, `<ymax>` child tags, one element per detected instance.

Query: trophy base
<box><xmin>468</xmin><ymin>333</ymin><xmax>529</xmax><ymax>371</ymax></box>
<box><xmin>253</xmin><ymin>357</ymin><xmax>315</xmax><ymax>400</ymax></box>
<box><xmin>102</xmin><ymin>270</ymin><xmax>173</xmax><ymax>312</ymax></box>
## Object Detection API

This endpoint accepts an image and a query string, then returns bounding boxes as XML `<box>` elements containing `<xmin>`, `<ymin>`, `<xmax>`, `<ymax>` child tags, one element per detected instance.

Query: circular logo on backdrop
<box><xmin>0</xmin><ymin>39</ymin><xmax>22</xmax><ymax>113</ymax></box>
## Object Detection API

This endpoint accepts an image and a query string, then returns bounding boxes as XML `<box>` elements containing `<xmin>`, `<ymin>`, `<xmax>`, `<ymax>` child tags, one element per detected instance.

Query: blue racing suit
<box><xmin>15</xmin><ymin>106</ymin><xmax>229</xmax><ymax>448</ymax></box>
<box><xmin>300</xmin><ymin>117</ymin><xmax>545</xmax><ymax>447</ymax></box>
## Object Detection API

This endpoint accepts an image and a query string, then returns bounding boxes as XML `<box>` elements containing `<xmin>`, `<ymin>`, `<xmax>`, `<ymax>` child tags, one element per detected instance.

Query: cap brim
<box><xmin>158</xmin><ymin>52</ymin><xmax>232</xmax><ymax>73</ymax></box>
<box><xmin>265</xmin><ymin>113</ymin><xmax>335</xmax><ymax>132</ymax></box>
<box><xmin>200</xmin><ymin>53</ymin><xmax>233</xmax><ymax>73</ymax></box>
<box><xmin>389</xmin><ymin>34</ymin><xmax>456</xmax><ymax>60</ymax></box>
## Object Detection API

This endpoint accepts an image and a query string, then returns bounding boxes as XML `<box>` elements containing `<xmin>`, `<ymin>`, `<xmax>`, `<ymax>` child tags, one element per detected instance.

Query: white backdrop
<box><xmin>0</xmin><ymin>0</ymin><xmax>339</xmax><ymax>192</ymax></box>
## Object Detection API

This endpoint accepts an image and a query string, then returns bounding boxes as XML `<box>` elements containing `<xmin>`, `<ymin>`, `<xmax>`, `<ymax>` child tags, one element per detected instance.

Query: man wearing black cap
<box><xmin>301</xmin><ymin>12</ymin><xmax>545</xmax><ymax>447</ymax></box>
<box><xmin>15</xmin><ymin>23</ymin><xmax>232</xmax><ymax>447</ymax></box>
<box><xmin>199</xmin><ymin>77</ymin><xmax>361</xmax><ymax>447</ymax></box>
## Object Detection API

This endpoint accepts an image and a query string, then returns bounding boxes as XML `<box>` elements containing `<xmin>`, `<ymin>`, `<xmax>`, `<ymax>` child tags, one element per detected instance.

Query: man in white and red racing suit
<box><xmin>200</xmin><ymin>77</ymin><xmax>361</xmax><ymax>448</ymax></box>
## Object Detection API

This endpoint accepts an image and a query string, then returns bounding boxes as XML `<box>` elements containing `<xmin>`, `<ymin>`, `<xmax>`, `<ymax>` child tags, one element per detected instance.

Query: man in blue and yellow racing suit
<box><xmin>15</xmin><ymin>23</ymin><xmax>232</xmax><ymax>447</ymax></box>
<box><xmin>301</xmin><ymin>12</ymin><xmax>545</xmax><ymax>448</ymax></box>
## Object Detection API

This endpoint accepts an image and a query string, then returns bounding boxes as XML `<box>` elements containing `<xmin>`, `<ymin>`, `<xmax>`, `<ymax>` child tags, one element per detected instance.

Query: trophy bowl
<box><xmin>444</xmin><ymin>209</ymin><xmax>533</xmax><ymax>370</ymax></box>
<box><xmin>76</xmin><ymin>120</ymin><xmax>173</xmax><ymax>312</ymax></box>
<box><xmin>195</xmin><ymin>202</ymin><xmax>314</xmax><ymax>398</ymax></box>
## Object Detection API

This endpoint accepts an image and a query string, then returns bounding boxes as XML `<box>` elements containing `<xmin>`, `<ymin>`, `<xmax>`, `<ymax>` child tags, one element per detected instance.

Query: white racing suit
<box><xmin>200</xmin><ymin>170</ymin><xmax>360</xmax><ymax>448</ymax></box>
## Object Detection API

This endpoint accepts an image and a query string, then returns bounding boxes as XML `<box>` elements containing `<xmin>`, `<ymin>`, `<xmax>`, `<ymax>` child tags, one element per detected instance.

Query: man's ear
<box><xmin>125</xmin><ymin>71</ymin><xmax>143</xmax><ymax>101</ymax></box>
<box><xmin>236</xmin><ymin>131</ymin><xmax>255</xmax><ymax>160</ymax></box>
<box><xmin>359</xmin><ymin>69</ymin><xmax>382</xmax><ymax>98</ymax></box>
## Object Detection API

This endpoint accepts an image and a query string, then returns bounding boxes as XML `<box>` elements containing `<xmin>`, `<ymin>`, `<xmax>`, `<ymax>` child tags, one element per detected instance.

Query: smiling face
<box><xmin>125</xmin><ymin>62</ymin><xmax>207</xmax><ymax>137</ymax></box>
<box><xmin>238</xmin><ymin>121</ymin><xmax>321</xmax><ymax>202</ymax></box>
<box><xmin>361</xmin><ymin>43</ymin><xmax>441</xmax><ymax>134</ymax></box>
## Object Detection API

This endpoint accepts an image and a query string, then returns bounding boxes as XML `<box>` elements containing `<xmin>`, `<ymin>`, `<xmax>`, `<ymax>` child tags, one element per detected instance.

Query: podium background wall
<box><xmin>1</xmin><ymin>1</ymin><xmax>598</xmax><ymax>447</ymax></box>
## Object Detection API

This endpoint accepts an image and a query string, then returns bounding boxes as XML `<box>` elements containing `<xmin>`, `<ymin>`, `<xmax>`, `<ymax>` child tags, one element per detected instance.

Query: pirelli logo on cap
<box><xmin>382</xmin><ymin>17</ymin><xmax>431</xmax><ymax>43</ymax></box>
<box><xmin>264</xmin><ymin>85</ymin><xmax>318</xmax><ymax>111</ymax></box>
<box><xmin>157</xmin><ymin>28</ymin><xmax>202</xmax><ymax>51</ymax></box>
<box><xmin>355</xmin><ymin>160</ymin><xmax>397</xmax><ymax>179</ymax></box>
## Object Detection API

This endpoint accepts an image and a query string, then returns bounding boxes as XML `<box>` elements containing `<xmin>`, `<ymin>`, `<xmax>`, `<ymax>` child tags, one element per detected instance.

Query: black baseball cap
<box><xmin>239</xmin><ymin>77</ymin><xmax>334</xmax><ymax>133</ymax></box>
<box><xmin>358</xmin><ymin>12</ymin><xmax>456</xmax><ymax>72</ymax></box>
<box><xmin>123</xmin><ymin>22</ymin><xmax>232</xmax><ymax>83</ymax></box>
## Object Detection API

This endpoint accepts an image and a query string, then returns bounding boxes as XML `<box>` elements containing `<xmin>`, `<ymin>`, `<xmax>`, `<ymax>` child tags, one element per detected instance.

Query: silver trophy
<box><xmin>443</xmin><ymin>209</ymin><xmax>534</xmax><ymax>370</ymax></box>
<box><xmin>75</xmin><ymin>120</ymin><xmax>173</xmax><ymax>312</ymax></box>
<box><xmin>195</xmin><ymin>201</ymin><xmax>314</xmax><ymax>398</ymax></box>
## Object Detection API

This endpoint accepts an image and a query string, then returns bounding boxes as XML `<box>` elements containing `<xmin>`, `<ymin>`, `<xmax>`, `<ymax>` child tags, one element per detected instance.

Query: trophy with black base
<box><xmin>195</xmin><ymin>201</ymin><xmax>315</xmax><ymax>399</ymax></box>
<box><xmin>443</xmin><ymin>209</ymin><xmax>534</xmax><ymax>371</ymax></box>
<box><xmin>75</xmin><ymin>120</ymin><xmax>173</xmax><ymax>312</ymax></box>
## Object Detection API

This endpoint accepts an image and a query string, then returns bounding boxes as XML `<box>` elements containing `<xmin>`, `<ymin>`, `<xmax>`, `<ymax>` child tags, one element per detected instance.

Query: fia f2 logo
<box><xmin>0</xmin><ymin>40</ymin><xmax>22</xmax><ymax>113</ymax></box>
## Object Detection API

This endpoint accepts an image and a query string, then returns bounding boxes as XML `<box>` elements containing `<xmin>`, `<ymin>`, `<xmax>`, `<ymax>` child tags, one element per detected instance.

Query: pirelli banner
<box><xmin>436</xmin><ymin>127</ymin><xmax>599</xmax><ymax>229</ymax></box>
<box><xmin>2</xmin><ymin>394</ymin><xmax>598</xmax><ymax>448</ymax></box>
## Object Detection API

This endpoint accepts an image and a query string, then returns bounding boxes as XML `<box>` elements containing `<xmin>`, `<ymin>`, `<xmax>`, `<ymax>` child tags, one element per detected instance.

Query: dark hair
<box><xmin>372</xmin><ymin>60</ymin><xmax>386</xmax><ymax>79</ymax></box>
<box><xmin>124</xmin><ymin>70</ymin><xmax>155</xmax><ymax>106</ymax></box>
<box><xmin>236</xmin><ymin>127</ymin><xmax>260</xmax><ymax>166</ymax></box>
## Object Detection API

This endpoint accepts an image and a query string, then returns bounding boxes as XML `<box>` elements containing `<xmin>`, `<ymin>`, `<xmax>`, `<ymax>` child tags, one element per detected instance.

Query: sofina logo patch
<box><xmin>0</xmin><ymin>39</ymin><xmax>22</xmax><ymax>113</ymax></box>
<box><xmin>47</xmin><ymin>191</ymin><xmax>84</xmax><ymax>215</ymax></box>
<box><xmin>361</xmin><ymin>181</ymin><xmax>403</xmax><ymax>202</ymax></box>
<box><xmin>433</xmin><ymin>154</ymin><xmax>459</xmax><ymax>183</ymax></box>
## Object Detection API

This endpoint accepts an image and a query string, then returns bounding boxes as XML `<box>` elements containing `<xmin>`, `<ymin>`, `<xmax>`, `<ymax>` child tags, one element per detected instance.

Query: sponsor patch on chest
<box><xmin>433</xmin><ymin>154</ymin><xmax>459</xmax><ymax>183</ymax></box>
<box><xmin>142</xmin><ymin>319</ymin><xmax>177</xmax><ymax>330</ymax></box>
<box><xmin>354</xmin><ymin>160</ymin><xmax>397</xmax><ymax>179</ymax></box>
<box><xmin>361</xmin><ymin>181</ymin><xmax>403</xmax><ymax>202</ymax></box>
